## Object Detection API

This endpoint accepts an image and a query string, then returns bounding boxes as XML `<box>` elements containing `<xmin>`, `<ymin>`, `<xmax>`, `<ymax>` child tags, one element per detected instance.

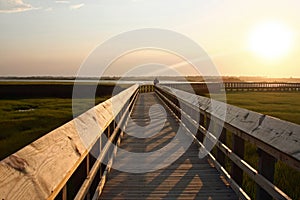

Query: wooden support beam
<box><xmin>197</xmin><ymin>113</ymin><xmax>205</xmax><ymax>142</ymax></box>
<box><xmin>231</xmin><ymin>134</ymin><xmax>244</xmax><ymax>186</ymax></box>
<box><xmin>86</xmin><ymin>154</ymin><xmax>91</xmax><ymax>200</ymax></box>
<box><xmin>216</xmin><ymin>127</ymin><xmax>226</xmax><ymax>166</ymax></box>
<box><xmin>256</xmin><ymin>149</ymin><xmax>276</xmax><ymax>200</ymax></box>
<box><xmin>62</xmin><ymin>185</ymin><xmax>67</xmax><ymax>200</ymax></box>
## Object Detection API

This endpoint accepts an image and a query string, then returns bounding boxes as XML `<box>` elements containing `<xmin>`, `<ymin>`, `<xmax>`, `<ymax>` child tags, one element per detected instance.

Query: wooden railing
<box><xmin>0</xmin><ymin>84</ymin><xmax>140</xmax><ymax>200</ymax></box>
<box><xmin>155</xmin><ymin>85</ymin><xmax>300</xmax><ymax>200</ymax></box>
<box><xmin>139</xmin><ymin>84</ymin><xmax>155</xmax><ymax>93</ymax></box>
<box><xmin>163</xmin><ymin>82</ymin><xmax>300</xmax><ymax>93</ymax></box>
<box><xmin>223</xmin><ymin>82</ymin><xmax>300</xmax><ymax>91</ymax></box>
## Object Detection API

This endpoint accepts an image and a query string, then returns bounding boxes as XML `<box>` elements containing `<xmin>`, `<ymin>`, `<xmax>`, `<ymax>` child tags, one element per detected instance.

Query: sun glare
<box><xmin>248</xmin><ymin>21</ymin><xmax>293</xmax><ymax>60</ymax></box>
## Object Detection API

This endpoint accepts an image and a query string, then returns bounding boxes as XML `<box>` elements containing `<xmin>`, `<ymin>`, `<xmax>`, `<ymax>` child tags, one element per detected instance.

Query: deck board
<box><xmin>99</xmin><ymin>92</ymin><xmax>238</xmax><ymax>200</ymax></box>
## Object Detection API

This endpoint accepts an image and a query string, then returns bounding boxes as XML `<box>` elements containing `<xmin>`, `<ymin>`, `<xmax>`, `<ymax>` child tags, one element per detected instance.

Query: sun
<box><xmin>248</xmin><ymin>21</ymin><xmax>293</xmax><ymax>60</ymax></box>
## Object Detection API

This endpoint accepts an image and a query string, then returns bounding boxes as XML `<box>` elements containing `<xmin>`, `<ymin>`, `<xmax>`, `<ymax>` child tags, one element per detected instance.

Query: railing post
<box><xmin>216</xmin><ymin>127</ymin><xmax>226</xmax><ymax>166</ymax></box>
<box><xmin>86</xmin><ymin>154</ymin><xmax>91</xmax><ymax>200</ymax></box>
<box><xmin>231</xmin><ymin>134</ymin><xmax>244</xmax><ymax>186</ymax></box>
<box><xmin>256</xmin><ymin>149</ymin><xmax>276</xmax><ymax>200</ymax></box>
<box><xmin>113</xmin><ymin>120</ymin><xmax>116</xmax><ymax>131</ymax></box>
<box><xmin>62</xmin><ymin>185</ymin><xmax>67</xmax><ymax>200</ymax></box>
<box><xmin>99</xmin><ymin>134</ymin><xmax>103</xmax><ymax>177</ymax></box>
<box><xmin>205</xmin><ymin>115</ymin><xmax>211</xmax><ymax>135</ymax></box>
<box><xmin>108</xmin><ymin>123</ymin><xmax>111</xmax><ymax>138</ymax></box>
<box><xmin>202</xmin><ymin>115</ymin><xmax>212</xmax><ymax>149</ymax></box>
<box><xmin>197</xmin><ymin>113</ymin><xmax>205</xmax><ymax>142</ymax></box>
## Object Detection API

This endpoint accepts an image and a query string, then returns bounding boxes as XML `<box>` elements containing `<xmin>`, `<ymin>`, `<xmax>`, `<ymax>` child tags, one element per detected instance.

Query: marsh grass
<box><xmin>0</xmin><ymin>97</ymin><xmax>108</xmax><ymax>160</ymax></box>
<box><xmin>224</xmin><ymin>92</ymin><xmax>300</xmax><ymax>124</ymax></box>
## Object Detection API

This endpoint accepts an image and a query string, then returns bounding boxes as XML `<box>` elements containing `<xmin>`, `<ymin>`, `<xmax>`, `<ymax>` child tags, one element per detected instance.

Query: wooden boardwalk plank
<box><xmin>99</xmin><ymin>92</ymin><xmax>237</xmax><ymax>200</ymax></box>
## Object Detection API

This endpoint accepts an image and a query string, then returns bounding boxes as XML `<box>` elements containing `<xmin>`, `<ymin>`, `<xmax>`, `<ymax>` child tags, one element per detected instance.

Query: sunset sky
<box><xmin>0</xmin><ymin>0</ymin><xmax>299</xmax><ymax>77</ymax></box>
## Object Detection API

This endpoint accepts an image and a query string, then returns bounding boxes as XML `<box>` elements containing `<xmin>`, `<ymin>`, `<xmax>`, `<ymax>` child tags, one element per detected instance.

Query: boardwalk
<box><xmin>100</xmin><ymin>92</ymin><xmax>237</xmax><ymax>199</ymax></box>
<box><xmin>0</xmin><ymin>84</ymin><xmax>298</xmax><ymax>199</ymax></box>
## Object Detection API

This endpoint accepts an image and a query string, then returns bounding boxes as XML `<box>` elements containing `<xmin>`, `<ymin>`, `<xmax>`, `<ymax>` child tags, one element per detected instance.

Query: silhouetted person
<box><xmin>154</xmin><ymin>77</ymin><xmax>159</xmax><ymax>85</ymax></box>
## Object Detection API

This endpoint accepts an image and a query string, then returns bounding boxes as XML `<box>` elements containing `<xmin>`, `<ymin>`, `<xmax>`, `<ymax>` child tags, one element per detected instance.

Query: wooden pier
<box><xmin>0</xmin><ymin>84</ymin><xmax>299</xmax><ymax>200</ymax></box>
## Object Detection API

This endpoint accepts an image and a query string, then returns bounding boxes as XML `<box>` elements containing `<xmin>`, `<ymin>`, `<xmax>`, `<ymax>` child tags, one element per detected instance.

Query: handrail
<box><xmin>155</xmin><ymin>85</ymin><xmax>300</xmax><ymax>200</ymax></box>
<box><xmin>75</xmin><ymin>88</ymin><xmax>139</xmax><ymax>200</ymax></box>
<box><xmin>154</xmin><ymin>87</ymin><xmax>251</xmax><ymax>200</ymax></box>
<box><xmin>0</xmin><ymin>84</ymin><xmax>139</xmax><ymax>200</ymax></box>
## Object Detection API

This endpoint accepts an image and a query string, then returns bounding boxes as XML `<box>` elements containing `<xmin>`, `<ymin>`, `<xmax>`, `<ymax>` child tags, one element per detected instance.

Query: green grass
<box><xmin>208</xmin><ymin>91</ymin><xmax>300</xmax><ymax>199</ymax></box>
<box><xmin>0</xmin><ymin>97</ymin><xmax>109</xmax><ymax>160</ymax></box>
<box><xmin>224</xmin><ymin>92</ymin><xmax>300</xmax><ymax>125</ymax></box>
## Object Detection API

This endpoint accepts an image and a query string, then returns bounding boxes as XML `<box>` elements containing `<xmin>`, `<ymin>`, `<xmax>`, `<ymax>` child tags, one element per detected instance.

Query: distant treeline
<box><xmin>2</xmin><ymin>76</ymin><xmax>299</xmax><ymax>82</ymax></box>
<box><xmin>0</xmin><ymin>83</ymin><xmax>131</xmax><ymax>98</ymax></box>
<box><xmin>0</xmin><ymin>76</ymin><xmax>222</xmax><ymax>82</ymax></box>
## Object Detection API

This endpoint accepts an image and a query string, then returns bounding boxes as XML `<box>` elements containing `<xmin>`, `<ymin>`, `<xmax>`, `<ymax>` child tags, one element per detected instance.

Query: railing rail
<box><xmin>155</xmin><ymin>85</ymin><xmax>300</xmax><ymax>200</ymax></box>
<box><xmin>0</xmin><ymin>84</ymin><xmax>139</xmax><ymax>200</ymax></box>
<box><xmin>163</xmin><ymin>82</ymin><xmax>300</xmax><ymax>92</ymax></box>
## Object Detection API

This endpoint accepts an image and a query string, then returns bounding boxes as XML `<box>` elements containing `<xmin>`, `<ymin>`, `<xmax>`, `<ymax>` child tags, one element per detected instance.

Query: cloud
<box><xmin>69</xmin><ymin>3</ymin><xmax>84</xmax><ymax>10</ymax></box>
<box><xmin>55</xmin><ymin>0</ymin><xmax>70</xmax><ymax>4</ymax></box>
<box><xmin>0</xmin><ymin>0</ymin><xmax>37</xmax><ymax>13</ymax></box>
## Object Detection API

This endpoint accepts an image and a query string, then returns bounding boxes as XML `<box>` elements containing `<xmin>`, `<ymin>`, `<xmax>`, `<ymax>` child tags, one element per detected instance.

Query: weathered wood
<box><xmin>216</xmin><ymin>127</ymin><xmax>226</xmax><ymax>166</ymax></box>
<box><xmin>256</xmin><ymin>149</ymin><xmax>276</xmax><ymax>200</ymax></box>
<box><xmin>158</xmin><ymin>85</ymin><xmax>299</xmax><ymax>199</ymax></box>
<box><xmin>86</xmin><ymin>154</ymin><xmax>91</xmax><ymax>200</ymax></box>
<box><xmin>75</xmin><ymin>89</ymin><xmax>138</xmax><ymax>200</ymax></box>
<box><xmin>62</xmin><ymin>185</ymin><xmax>67</xmax><ymax>200</ymax></box>
<box><xmin>197</xmin><ymin>113</ymin><xmax>205</xmax><ymax>142</ymax></box>
<box><xmin>190</xmin><ymin>120</ymin><xmax>290</xmax><ymax>200</ymax></box>
<box><xmin>157</xmin><ymin>85</ymin><xmax>300</xmax><ymax>170</ymax></box>
<box><xmin>158</xmin><ymin>87</ymin><xmax>269</xmax><ymax>199</ymax></box>
<box><xmin>231</xmin><ymin>135</ymin><xmax>244</xmax><ymax>186</ymax></box>
<box><xmin>100</xmin><ymin>92</ymin><xmax>237</xmax><ymax>200</ymax></box>
<box><xmin>0</xmin><ymin>84</ymin><xmax>139</xmax><ymax>200</ymax></box>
